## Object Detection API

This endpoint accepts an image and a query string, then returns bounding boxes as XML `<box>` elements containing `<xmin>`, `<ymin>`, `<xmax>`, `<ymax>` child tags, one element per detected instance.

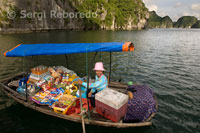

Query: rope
<box><xmin>79</xmin><ymin>85</ymin><xmax>86</xmax><ymax>133</ymax></box>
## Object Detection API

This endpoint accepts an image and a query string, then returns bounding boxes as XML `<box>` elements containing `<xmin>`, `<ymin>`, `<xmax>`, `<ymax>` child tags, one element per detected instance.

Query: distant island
<box><xmin>147</xmin><ymin>11</ymin><xmax>200</xmax><ymax>29</ymax></box>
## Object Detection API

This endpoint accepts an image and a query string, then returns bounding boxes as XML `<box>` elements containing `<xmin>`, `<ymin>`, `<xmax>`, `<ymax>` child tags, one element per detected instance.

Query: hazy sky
<box><xmin>143</xmin><ymin>0</ymin><xmax>200</xmax><ymax>21</ymax></box>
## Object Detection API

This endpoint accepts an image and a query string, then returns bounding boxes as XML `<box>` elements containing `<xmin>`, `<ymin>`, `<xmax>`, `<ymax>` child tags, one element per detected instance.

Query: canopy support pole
<box><xmin>108</xmin><ymin>52</ymin><xmax>112</xmax><ymax>84</ymax></box>
<box><xmin>22</xmin><ymin>57</ymin><xmax>28</xmax><ymax>102</ymax></box>
<box><xmin>89</xmin><ymin>52</ymin><xmax>98</xmax><ymax>75</ymax></box>
<box><xmin>86</xmin><ymin>52</ymin><xmax>91</xmax><ymax>119</ymax></box>
<box><xmin>65</xmin><ymin>54</ymin><xmax>69</xmax><ymax>68</ymax></box>
<box><xmin>25</xmin><ymin>57</ymin><xmax>29</xmax><ymax>102</ymax></box>
<box><xmin>99</xmin><ymin>52</ymin><xmax>102</xmax><ymax>61</ymax></box>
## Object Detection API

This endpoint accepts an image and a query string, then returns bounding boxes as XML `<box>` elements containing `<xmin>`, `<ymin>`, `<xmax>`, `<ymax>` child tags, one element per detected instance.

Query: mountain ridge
<box><xmin>147</xmin><ymin>11</ymin><xmax>200</xmax><ymax>29</ymax></box>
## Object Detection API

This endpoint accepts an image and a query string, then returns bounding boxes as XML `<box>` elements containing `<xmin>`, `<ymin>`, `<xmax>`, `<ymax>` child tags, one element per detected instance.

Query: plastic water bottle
<box><xmin>66</xmin><ymin>74</ymin><xmax>69</xmax><ymax>81</ymax></box>
<box><xmin>62</xmin><ymin>74</ymin><xmax>66</xmax><ymax>82</ymax></box>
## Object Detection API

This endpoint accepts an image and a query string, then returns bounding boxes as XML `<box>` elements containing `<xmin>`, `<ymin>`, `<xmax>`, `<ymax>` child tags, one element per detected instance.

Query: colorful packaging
<box><xmin>52</xmin><ymin>94</ymin><xmax>77</xmax><ymax>114</ymax></box>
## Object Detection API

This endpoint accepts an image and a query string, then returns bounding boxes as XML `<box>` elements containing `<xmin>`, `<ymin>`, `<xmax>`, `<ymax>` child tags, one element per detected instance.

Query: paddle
<box><xmin>79</xmin><ymin>84</ymin><xmax>86</xmax><ymax>133</ymax></box>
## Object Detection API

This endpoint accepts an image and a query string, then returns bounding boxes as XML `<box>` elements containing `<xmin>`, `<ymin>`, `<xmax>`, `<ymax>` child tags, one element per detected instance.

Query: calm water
<box><xmin>0</xmin><ymin>29</ymin><xmax>200</xmax><ymax>133</ymax></box>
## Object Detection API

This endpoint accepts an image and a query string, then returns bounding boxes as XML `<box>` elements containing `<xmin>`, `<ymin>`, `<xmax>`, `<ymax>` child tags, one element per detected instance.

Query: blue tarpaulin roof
<box><xmin>4</xmin><ymin>42</ymin><xmax>134</xmax><ymax>57</ymax></box>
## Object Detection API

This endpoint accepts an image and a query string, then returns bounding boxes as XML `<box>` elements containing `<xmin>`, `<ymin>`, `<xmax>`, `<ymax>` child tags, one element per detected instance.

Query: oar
<box><xmin>79</xmin><ymin>85</ymin><xmax>86</xmax><ymax>133</ymax></box>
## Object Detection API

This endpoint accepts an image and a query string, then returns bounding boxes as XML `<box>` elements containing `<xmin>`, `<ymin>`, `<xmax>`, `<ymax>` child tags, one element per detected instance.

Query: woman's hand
<box><xmin>88</xmin><ymin>91</ymin><xmax>92</xmax><ymax>97</ymax></box>
<box><xmin>78</xmin><ymin>79</ymin><xmax>83</xmax><ymax>85</ymax></box>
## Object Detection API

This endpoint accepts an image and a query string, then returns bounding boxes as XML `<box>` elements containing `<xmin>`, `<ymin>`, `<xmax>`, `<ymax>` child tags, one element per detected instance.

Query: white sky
<box><xmin>143</xmin><ymin>0</ymin><xmax>200</xmax><ymax>21</ymax></box>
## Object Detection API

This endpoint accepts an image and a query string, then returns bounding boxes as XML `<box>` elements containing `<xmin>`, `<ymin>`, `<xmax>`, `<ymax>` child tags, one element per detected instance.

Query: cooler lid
<box><xmin>95</xmin><ymin>88</ymin><xmax>128</xmax><ymax>110</ymax></box>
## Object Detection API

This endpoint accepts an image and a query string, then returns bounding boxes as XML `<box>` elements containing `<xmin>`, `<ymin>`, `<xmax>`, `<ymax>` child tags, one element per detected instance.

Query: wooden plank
<box><xmin>108</xmin><ymin>82</ymin><xmax>127</xmax><ymax>90</ymax></box>
<box><xmin>8</xmin><ymin>80</ymin><xmax>20</xmax><ymax>87</ymax></box>
<box><xmin>2</xmin><ymin>84</ymin><xmax>26</xmax><ymax>101</ymax></box>
<box><xmin>0</xmin><ymin>72</ymin><xmax>25</xmax><ymax>83</ymax></box>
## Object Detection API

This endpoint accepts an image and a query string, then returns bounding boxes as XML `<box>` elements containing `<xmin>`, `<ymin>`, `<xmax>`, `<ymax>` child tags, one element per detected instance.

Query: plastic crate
<box><xmin>52</xmin><ymin>95</ymin><xmax>76</xmax><ymax>114</ymax></box>
<box><xmin>53</xmin><ymin>103</ymin><xmax>74</xmax><ymax>114</ymax></box>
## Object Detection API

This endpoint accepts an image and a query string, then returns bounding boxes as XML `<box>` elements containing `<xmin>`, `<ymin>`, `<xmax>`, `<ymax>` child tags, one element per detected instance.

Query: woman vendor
<box><xmin>78</xmin><ymin>62</ymin><xmax>108</xmax><ymax>107</ymax></box>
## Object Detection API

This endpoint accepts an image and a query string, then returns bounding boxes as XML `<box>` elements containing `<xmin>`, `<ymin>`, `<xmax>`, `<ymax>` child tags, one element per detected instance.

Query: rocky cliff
<box><xmin>0</xmin><ymin>0</ymin><xmax>149</xmax><ymax>33</ymax></box>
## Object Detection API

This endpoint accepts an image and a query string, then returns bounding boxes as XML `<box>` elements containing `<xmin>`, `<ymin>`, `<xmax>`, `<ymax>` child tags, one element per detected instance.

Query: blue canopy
<box><xmin>4</xmin><ymin>42</ymin><xmax>134</xmax><ymax>57</ymax></box>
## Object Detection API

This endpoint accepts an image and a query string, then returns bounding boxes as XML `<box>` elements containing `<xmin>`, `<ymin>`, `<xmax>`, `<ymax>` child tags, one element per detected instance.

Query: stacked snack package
<box><xmin>29</xmin><ymin>65</ymin><xmax>81</xmax><ymax>115</ymax></box>
<box><xmin>52</xmin><ymin>94</ymin><xmax>77</xmax><ymax>114</ymax></box>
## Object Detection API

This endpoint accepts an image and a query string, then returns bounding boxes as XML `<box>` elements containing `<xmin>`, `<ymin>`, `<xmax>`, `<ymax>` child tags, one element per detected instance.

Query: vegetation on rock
<box><xmin>147</xmin><ymin>11</ymin><xmax>173</xmax><ymax>28</ymax></box>
<box><xmin>70</xmin><ymin>0</ymin><xmax>149</xmax><ymax>29</ymax></box>
<box><xmin>191</xmin><ymin>21</ymin><xmax>200</xmax><ymax>28</ymax></box>
<box><xmin>174</xmin><ymin>16</ymin><xmax>198</xmax><ymax>28</ymax></box>
<box><xmin>0</xmin><ymin>0</ymin><xmax>149</xmax><ymax>32</ymax></box>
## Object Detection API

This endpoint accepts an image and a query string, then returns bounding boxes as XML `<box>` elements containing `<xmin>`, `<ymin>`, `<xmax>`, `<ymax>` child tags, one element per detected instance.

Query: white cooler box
<box><xmin>95</xmin><ymin>88</ymin><xmax>128</xmax><ymax>122</ymax></box>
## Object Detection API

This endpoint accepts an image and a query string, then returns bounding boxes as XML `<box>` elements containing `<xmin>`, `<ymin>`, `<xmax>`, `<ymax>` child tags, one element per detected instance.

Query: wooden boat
<box><xmin>0</xmin><ymin>72</ymin><xmax>157</xmax><ymax>128</ymax></box>
<box><xmin>1</xmin><ymin>42</ymin><xmax>158</xmax><ymax>128</ymax></box>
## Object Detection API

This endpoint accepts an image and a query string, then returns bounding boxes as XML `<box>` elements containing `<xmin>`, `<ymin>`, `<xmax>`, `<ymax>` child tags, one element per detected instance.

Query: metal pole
<box><xmin>108</xmin><ymin>52</ymin><xmax>112</xmax><ymax>84</ymax></box>
<box><xmin>99</xmin><ymin>52</ymin><xmax>102</xmax><ymax>61</ymax></box>
<box><xmin>86</xmin><ymin>52</ymin><xmax>90</xmax><ymax>119</ymax></box>
<box><xmin>89</xmin><ymin>52</ymin><xmax>98</xmax><ymax>76</ymax></box>
<box><xmin>25</xmin><ymin>57</ymin><xmax>28</xmax><ymax>102</ymax></box>
<box><xmin>31</xmin><ymin>56</ymin><xmax>33</xmax><ymax>68</ymax></box>
<box><xmin>23</xmin><ymin>57</ymin><xmax>28</xmax><ymax>102</ymax></box>
<box><xmin>65</xmin><ymin>54</ymin><xmax>69</xmax><ymax>68</ymax></box>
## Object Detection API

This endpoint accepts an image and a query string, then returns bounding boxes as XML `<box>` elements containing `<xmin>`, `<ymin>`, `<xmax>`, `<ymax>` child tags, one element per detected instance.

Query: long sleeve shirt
<box><xmin>82</xmin><ymin>74</ymin><xmax>108</xmax><ymax>93</ymax></box>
